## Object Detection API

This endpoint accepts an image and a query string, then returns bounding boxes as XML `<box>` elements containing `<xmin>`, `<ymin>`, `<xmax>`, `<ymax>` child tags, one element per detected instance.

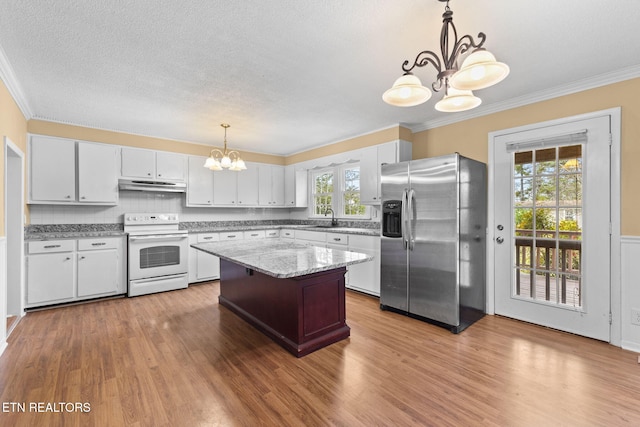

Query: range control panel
<box><xmin>124</xmin><ymin>213</ymin><xmax>179</xmax><ymax>225</ymax></box>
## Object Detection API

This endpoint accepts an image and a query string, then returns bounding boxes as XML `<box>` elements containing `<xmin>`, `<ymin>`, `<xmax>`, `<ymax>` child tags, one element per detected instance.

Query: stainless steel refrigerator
<box><xmin>380</xmin><ymin>153</ymin><xmax>486</xmax><ymax>333</ymax></box>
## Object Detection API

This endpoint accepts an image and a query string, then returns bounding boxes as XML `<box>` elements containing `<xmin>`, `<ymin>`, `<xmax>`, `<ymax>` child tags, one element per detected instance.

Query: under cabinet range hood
<box><xmin>118</xmin><ymin>179</ymin><xmax>186</xmax><ymax>193</ymax></box>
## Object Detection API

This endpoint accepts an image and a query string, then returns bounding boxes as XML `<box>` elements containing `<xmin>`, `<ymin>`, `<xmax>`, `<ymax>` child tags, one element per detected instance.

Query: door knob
<box><xmin>496</xmin><ymin>237</ymin><xmax>504</xmax><ymax>244</ymax></box>
<box><xmin>497</xmin><ymin>224</ymin><xmax>504</xmax><ymax>231</ymax></box>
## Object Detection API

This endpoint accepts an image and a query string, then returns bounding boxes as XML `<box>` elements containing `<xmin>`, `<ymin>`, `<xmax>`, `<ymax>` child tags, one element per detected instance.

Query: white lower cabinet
<box><xmin>294</xmin><ymin>229</ymin><xmax>380</xmax><ymax>297</ymax></box>
<box><xmin>188</xmin><ymin>233</ymin><xmax>221</xmax><ymax>284</ymax></box>
<box><xmin>26</xmin><ymin>241</ymin><xmax>76</xmax><ymax>305</ymax></box>
<box><xmin>26</xmin><ymin>237</ymin><xmax>125</xmax><ymax>308</ymax></box>
<box><xmin>347</xmin><ymin>234</ymin><xmax>380</xmax><ymax>297</ymax></box>
<box><xmin>77</xmin><ymin>241</ymin><xmax>120</xmax><ymax>297</ymax></box>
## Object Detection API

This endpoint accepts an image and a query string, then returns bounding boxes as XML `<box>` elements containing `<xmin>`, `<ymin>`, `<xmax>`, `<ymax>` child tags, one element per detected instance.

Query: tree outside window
<box><xmin>311</xmin><ymin>164</ymin><xmax>368</xmax><ymax>219</ymax></box>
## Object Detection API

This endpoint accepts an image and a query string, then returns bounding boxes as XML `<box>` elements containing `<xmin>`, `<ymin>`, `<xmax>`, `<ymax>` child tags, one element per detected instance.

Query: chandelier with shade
<box><xmin>383</xmin><ymin>0</ymin><xmax>509</xmax><ymax>112</ymax></box>
<box><xmin>204</xmin><ymin>123</ymin><xmax>247</xmax><ymax>171</ymax></box>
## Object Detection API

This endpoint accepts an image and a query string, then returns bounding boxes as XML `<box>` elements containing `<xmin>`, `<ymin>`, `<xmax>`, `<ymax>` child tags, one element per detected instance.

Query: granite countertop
<box><xmin>192</xmin><ymin>238</ymin><xmax>373</xmax><ymax>279</ymax></box>
<box><xmin>24</xmin><ymin>226</ymin><xmax>126</xmax><ymax>241</ymax></box>
<box><xmin>24</xmin><ymin>221</ymin><xmax>380</xmax><ymax>241</ymax></box>
<box><xmin>186</xmin><ymin>224</ymin><xmax>379</xmax><ymax>236</ymax></box>
<box><xmin>25</xmin><ymin>230</ymin><xmax>127</xmax><ymax>241</ymax></box>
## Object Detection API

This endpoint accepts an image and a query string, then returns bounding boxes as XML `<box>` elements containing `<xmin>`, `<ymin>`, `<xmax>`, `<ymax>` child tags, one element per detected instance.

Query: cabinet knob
<box><xmin>147</xmin><ymin>173</ymin><xmax>152</xmax><ymax>176</ymax></box>
<box><xmin>64</xmin><ymin>257</ymin><xmax>71</xmax><ymax>261</ymax></box>
<box><xmin>81</xmin><ymin>196</ymin><xmax>86</xmax><ymax>199</ymax></box>
<box><xmin>65</xmin><ymin>195</ymin><xmax>71</xmax><ymax>199</ymax></box>
<box><xmin>158</xmin><ymin>174</ymin><xmax>162</xmax><ymax>177</ymax></box>
<box><xmin>79</xmin><ymin>256</ymin><xmax>86</xmax><ymax>260</ymax></box>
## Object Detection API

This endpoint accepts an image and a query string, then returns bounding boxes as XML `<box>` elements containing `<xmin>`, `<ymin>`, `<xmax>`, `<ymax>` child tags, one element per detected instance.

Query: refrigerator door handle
<box><xmin>401</xmin><ymin>189</ymin><xmax>408</xmax><ymax>249</ymax></box>
<box><xmin>408</xmin><ymin>189</ymin><xmax>416</xmax><ymax>250</ymax></box>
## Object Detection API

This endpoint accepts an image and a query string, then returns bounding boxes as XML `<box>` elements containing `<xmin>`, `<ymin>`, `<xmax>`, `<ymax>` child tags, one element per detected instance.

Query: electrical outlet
<box><xmin>632</xmin><ymin>308</ymin><xmax>640</xmax><ymax>326</ymax></box>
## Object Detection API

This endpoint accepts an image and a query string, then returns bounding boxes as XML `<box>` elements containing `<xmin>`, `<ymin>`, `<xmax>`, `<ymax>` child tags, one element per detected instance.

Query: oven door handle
<box><xmin>129</xmin><ymin>234</ymin><xmax>188</xmax><ymax>242</ymax></box>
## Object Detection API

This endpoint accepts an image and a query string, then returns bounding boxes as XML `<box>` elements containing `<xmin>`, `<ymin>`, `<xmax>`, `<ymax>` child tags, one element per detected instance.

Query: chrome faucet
<box><xmin>324</xmin><ymin>207</ymin><xmax>338</xmax><ymax>226</ymax></box>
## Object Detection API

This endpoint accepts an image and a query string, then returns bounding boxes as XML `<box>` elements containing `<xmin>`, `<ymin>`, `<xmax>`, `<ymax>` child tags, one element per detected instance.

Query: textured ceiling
<box><xmin>1</xmin><ymin>0</ymin><xmax>639</xmax><ymax>156</ymax></box>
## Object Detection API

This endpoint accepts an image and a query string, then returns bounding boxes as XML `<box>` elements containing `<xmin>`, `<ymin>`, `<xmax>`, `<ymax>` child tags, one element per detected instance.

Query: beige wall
<box><xmin>0</xmin><ymin>79</ymin><xmax>28</xmax><ymax>236</ymax></box>
<box><xmin>9</xmin><ymin>78</ymin><xmax>640</xmax><ymax>235</ymax></box>
<box><xmin>412</xmin><ymin>78</ymin><xmax>640</xmax><ymax>236</ymax></box>
<box><xmin>285</xmin><ymin>125</ymin><xmax>413</xmax><ymax>165</ymax></box>
<box><xmin>27</xmin><ymin>120</ymin><xmax>285</xmax><ymax>165</ymax></box>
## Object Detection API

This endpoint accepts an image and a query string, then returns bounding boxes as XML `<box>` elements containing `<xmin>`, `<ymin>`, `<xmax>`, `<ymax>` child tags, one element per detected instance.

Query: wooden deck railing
<box><xmin>515</xmin><ymin>230</ymin><xmax>581</xmax><ymax>305</ymax></box>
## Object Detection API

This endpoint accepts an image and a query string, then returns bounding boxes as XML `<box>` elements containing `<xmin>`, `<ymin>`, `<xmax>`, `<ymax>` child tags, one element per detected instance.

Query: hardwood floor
<box><xmin>1</xmin><ymin>281</ymin><xmax>639</xmax><ymax>426</ymax></box>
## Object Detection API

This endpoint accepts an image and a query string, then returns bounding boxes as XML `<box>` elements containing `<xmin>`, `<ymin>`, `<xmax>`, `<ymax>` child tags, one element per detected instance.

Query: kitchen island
<box><xmin>191</xmin><ymin>238</ymin><xmax>372</xmax><ymax>357</ymax></box>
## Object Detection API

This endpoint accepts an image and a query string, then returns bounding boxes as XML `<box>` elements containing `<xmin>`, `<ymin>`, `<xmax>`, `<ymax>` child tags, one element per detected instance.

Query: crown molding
<box><xmin>0</xmin><ymin>44</ymin><xmax>32</xmax><ymax>120</ymax></box>
<box><xmin>409</xmin><ymin>65</ymin><xmax>640</xmax><ymax>133</ymax></box>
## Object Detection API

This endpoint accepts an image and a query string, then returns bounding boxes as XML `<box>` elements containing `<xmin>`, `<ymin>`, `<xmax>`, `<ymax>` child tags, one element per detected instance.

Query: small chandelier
<box><xmin>204</xmin><ymin>123</ymin><xmax>247</xmax><ymax>171</ymax></box>
<box><xmin>383</xmin><ymin>0</ymin><xmax>509</xmax><ymax>112</ymax></box>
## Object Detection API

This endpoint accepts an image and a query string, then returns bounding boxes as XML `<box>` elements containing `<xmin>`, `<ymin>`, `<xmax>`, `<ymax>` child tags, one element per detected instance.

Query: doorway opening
<box><xmin>5</xmin><ymin>137</ymin><xmax>24</xmax><ymax>338</ymax></box>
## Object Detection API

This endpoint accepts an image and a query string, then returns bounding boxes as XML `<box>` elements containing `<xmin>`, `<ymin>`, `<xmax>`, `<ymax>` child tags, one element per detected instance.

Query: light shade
<box><xmin>450</xmin><ymin>49</ymin><xmax>510</xmax><ymax>91</ymax></box>
<box><xmin>382</xmin><ymin>74</ymin><xmax>432</xmax><ymax>107</ymax></box>
<box><xmin>435</xmin><ymin>87</ymin><xmax>481</xmax><ymax>112</ymax></box>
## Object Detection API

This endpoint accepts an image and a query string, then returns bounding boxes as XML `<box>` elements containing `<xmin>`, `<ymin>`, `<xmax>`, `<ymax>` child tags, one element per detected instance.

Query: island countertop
<box><xmin>191</xmin><ymin>238</ymin><xmax>373</xmax><ymax>279</ymax></box>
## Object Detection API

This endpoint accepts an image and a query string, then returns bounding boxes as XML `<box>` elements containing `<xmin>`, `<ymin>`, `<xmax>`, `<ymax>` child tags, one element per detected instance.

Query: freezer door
<box><xmin>408</xmin><ymin>155</ymin><xmax>460</xmax><ymax>326</ymax></box>
<box><xmin>380</xmin><ymin>161</ymin><xmax>410</xmax><ymax>311</ymax></box>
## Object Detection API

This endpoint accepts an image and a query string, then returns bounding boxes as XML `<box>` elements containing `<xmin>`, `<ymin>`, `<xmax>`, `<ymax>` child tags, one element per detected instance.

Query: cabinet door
<box><xmin>359</xmin><ymin>146</ymin><xmax>379</xmax><ymax>204</ymax></box>
<box><xmin>271</xmin><ymin>166</ymin><xmax>285</xmax><ymax>206</ymax></box>
<box><xmin>30</xmin><ymin>136</ymin><xmax>76</xmax><ymax>202</ymax></box>
<box><xmin>121</xmin><ymin>147</ymin><xmax>155</xmax><ymax>179</ymax></box>
<box><xmin>78</xmin><ymin>142</ymin><xmax>118</xmax><ymax>203</ymax></box>
<box><xmin>188</xmin><ymin>235</ymin><xmax>199</xmax><ymax>283</ymax></box>
<box><xmin>77</xmin><ymin>250</ymin><xmax>119</xmax><ymax>297</ymax></box>
<box><xmin>347</xmin><ymin>235</ymin><xmax>380</xmax><ymax>296</ymax></box>
<box><xmin>237</xmin><ymin>164</ymin><xmax>259</xmax><ymax>206</ymax></box>
<box><xmin>187</xmin><ymin>156</ymin><xmax>214</xmax><ymax>206</ymax></box>
<box><xmin>285</xmin><ymin>167</ymin><xmax>308</xmax><ymax>207</ymax></box>
<box><xmin>156</xmin><ymin>152</ymin><xmax>186</xmax><ymax>181</ymax></box>
<box><xmin>213</xmin><ymin>169</ymin><xmax>238</xmax><ymax>205</ymax></box>
<box><xmin>27</xmin><ymin>253</ymin><xmax>75</xmax><ymax>304</ymax></box>
<box><xmin>197</xmin><ymin>251</ymin><xmax>220</xmax><ymax>280</ymax></box>
<box><xmin>258</xmin><ymin>165</ymin><xmax>272</xmax><ymax>206</ymax></box>
<box><xmin>196</xmin><ymin>233</ymin><xmax>220</xmax><ymax>280</ymax></box>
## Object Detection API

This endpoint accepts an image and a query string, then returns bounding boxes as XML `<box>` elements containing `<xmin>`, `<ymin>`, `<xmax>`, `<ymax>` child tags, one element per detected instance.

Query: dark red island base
<box><xmin>218</xmin><ymin>258</ymin><xmax>350</xmax><ymax>357</ymax></box>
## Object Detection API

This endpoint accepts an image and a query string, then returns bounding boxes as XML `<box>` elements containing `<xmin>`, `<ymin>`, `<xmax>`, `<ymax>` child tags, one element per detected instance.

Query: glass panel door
<box><xmin>513</xmin><ymin>145</ymin><xmax>583</xmax><ymax>308</ymax></box>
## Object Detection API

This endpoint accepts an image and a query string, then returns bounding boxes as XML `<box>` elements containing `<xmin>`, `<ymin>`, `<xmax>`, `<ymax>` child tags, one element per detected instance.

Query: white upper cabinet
<box><xmin>213</xmin><ymin>169</ymin><xmax>238</xmax><ymax>206</ymax></box>
<box><xmin>121</xmin><ymin>147</ymin><xmax>186</xmax><ymax>182</ymax></box>
<box><xmin>29</xmin><ymin>135</ymin><xmax>118</xmax><ymax>205</ymax></box>
<box><xmin>120</xmin><ymin>147</ymin><xmax>155</xmax><ymax>179</ymax></box>
<box><xmin>258</xmin><ymin>164</ymin><xmax>285</xmax><ymax>206</ymax></box>
<box><xmin>187</xmin><ymin>155</ymin><xmax>214</xmax><ymax>206</ymax></box>
<box><xmin>360</xmin><ymin>141</ymin><xmax>412</xmax><ymax>204</ymax></box>
<box><xmin>284</xmin><ymin>166</ymin><xmax>308</xmax><ymax>208</ymax></box>
<box><xmin>156</xmin><ymin>151</ymin><xmax>186</xmax><ymax>181</ymax></box>
<box><xmin>237</xmin><ymin>163</ymin><xmax>259</xmax><ymax>206</ymax></box>
<box><xmin>30</xmin><ymin>135</ymin><xmax>76</xmax><ymax>203</ymax></box>
<box><xmin>77</xmin><ymin>142</ymin><xmax>118</xmax><ymax>203</ymax></box>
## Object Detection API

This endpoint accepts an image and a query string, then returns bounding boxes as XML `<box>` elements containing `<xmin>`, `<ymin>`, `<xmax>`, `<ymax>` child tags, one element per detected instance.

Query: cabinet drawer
<box><xmin>244</xmin><ymin>230</ymin><xmax>266</xmax><ymax>239</ymax></box>
<box><xmin>326</xmin><ymin>233</ymin><xmax>349</xmax><ymax>245</ymax></box>
<box><xmin>219</xmin><ymin>232</ymin><xmax>243</xmax><ymax>241</ymax></box>
<box><xmin>265</xmin><ymin>229</ymin><xmax>280</xmax><ymax>238</ymax></box>
<box><xmin>295</xmin><ymin>230</ymin><xmax>325</xmax><ymax>242</ymax></box>
<box><xmin>77</xmin><ymin>237</ymin><xmax>119</xmax><ymax>251</ymax></box>
<box><xmin>28</xmin><ymin>240</ymin><xmax>75</xmax><ymax>254</ymax></box>
<box><xmin>281</xmin><ymin>229</ymin><xmax>295</xmax><ymax>239</ymax></box>
<box><xmin>197</xmin><ymin>233</ymin><xmax>219</xmax><ymax>243</ymax></box>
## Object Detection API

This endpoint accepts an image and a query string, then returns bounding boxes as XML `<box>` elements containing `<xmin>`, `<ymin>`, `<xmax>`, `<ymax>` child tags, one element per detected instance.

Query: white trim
<box><xmin>487</xmin><ymin>107</ymin><xmax>622</xmax><ymax>346</ymax></box>
<box><xmin>3</xmin><ymin>137</ymin><xmax>26</xmax><ymax>354</ymax></box>
<box><xmin>0</xmin><ymin>237</ymin><xmax>6</xmax><ymax>357</ymax></box>
<box><xmin>411</xmin><ymin>67</ymin><xmax>640</xmax><ymax>133</ymax></box>
<box><xmin>0</xmin><ymin>44</ymin><xmax>32</xmax><ymax>119</ymax></box>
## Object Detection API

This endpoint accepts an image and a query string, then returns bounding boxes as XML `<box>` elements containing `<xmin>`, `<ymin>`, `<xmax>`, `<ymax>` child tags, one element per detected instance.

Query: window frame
<box><xmin>310</xmin><ymin>163</ymin><xmax>370</xmax><ymax>220</ymax></box>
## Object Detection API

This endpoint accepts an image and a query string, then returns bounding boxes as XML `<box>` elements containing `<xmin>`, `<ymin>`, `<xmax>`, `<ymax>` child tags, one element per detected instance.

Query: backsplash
<box><xmin>29</xmin><ymin>192</ymin><xmax>290</xmax><ymax>224</ymax></box>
